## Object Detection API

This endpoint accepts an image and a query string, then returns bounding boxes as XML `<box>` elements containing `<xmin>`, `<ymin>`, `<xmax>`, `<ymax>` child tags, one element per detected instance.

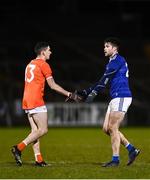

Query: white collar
<box><xmin>109</xmin><ymin>53</ymin><xmax>118</xmax><ymax>62</ymax></box>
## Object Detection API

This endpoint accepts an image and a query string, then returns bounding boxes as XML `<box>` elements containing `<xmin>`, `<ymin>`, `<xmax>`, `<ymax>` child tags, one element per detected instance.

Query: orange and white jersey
<box><xmin>22</xmin><ymin>59</ymin><xmax>52</xmax><ymax>109</ymax></box>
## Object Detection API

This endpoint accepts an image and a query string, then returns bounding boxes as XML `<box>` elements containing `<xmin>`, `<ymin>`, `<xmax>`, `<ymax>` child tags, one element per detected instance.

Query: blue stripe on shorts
<box><xmin>118</xmin><ymin>98</ymin><xmax>124</xmax><ymax>111</ymax></box>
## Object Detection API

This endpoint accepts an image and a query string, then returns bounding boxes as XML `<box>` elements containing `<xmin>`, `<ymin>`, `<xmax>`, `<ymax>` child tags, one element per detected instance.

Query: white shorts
<box><xmin>108</xmin><ymin>97</ymin><xmax>132</xmax><ymax>112</ymax></box>
<box><xmin>25</xmin><ymin>105</ymin><xmax>47</xmax><ymax>114</ymax></box>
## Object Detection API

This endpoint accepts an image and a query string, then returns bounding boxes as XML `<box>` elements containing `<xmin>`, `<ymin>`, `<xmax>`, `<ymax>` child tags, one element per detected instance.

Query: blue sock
<box><xmin>112</xmin><ymin>155</ymin><xmax>119</xmax><ymax>162</ymax></box>
<box><xmin>126</xmin><ymin>143</ymin><xmax>135</xmax><ymax>152</ymax></box>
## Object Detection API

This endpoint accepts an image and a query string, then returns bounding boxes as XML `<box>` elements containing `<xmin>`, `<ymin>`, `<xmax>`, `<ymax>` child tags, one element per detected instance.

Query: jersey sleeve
<box><xmin>85</xmin><ymin>57</ymin><xmax>123</xmax><ymax>95</ymax></box>
<box><xmin>41</xmin><ymin>62</ymin><xmax>53</xmax><ymax>79</ymax></box>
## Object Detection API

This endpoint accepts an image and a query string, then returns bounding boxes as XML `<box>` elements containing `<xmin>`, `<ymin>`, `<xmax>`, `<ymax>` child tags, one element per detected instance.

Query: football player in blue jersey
<box><xmin>78</xmin><ymin>37</ymin><xmax>140</xmax><ymax>167</ymax></box>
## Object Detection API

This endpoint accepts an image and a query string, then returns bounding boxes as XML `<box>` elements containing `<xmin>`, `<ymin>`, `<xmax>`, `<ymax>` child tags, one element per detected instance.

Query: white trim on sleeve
<box><xmin>46</xmin><ymin>76</ymin><xmax>53</xmax><ymax>80</ymax></box>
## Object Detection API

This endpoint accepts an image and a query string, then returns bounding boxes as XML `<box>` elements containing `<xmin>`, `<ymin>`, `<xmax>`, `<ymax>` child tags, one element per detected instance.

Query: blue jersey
<box><xmin>85</xmin><ymin>53</ymin><xmax>132</xmax><ymax>99</ymax></box>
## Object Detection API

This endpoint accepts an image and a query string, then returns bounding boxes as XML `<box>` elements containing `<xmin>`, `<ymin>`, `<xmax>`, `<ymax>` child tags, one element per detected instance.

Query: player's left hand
<box><xmin>85</xmin><ymin>90</ymin><xmax>97</xmax><ymax>103</ymax></box>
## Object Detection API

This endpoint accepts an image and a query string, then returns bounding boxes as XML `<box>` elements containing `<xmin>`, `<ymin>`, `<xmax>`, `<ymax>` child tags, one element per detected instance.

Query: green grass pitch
<box><xmin>0</xmin><ymin>127</ymin><xmax>149</xmax><ymax>179</ymax></box>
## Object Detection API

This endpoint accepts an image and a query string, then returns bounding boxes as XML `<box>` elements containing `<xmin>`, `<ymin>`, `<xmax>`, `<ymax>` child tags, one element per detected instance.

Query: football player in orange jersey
<box><xmin>11</xmin><ymin>42</ymin><xmax>78</xmax><ymax>167</ymax></box>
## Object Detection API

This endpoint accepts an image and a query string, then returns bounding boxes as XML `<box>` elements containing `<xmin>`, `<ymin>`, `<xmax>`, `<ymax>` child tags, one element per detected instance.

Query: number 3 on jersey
<box><xmin>25</xmin><ymin>64</ymin><xmax>36</xmax><ymax>83</ymax></box>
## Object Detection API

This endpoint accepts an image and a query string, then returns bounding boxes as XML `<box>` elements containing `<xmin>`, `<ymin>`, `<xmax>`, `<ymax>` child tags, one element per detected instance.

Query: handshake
<box><xmin>65</xmin><ymin>90</ymin><xmax>97</xmax><ymax>103</ymax></box>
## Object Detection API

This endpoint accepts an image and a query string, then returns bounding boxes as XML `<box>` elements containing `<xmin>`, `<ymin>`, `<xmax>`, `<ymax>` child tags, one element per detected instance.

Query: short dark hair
<box><xmin>34</xmin><ymin>42</ymin><xmax>49</xmax><ymax>55</ymax></box>
<box><xmin>104</xmin><ymin>37</ymin><xmax>121</xmax><ymax>50</ymax></box>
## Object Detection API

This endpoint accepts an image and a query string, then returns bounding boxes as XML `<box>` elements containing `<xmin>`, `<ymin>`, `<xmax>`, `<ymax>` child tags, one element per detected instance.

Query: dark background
<box><xmin>1</xmin><ymin>0</ymin><xmax>150</xmax><ymax>126</ymax></box>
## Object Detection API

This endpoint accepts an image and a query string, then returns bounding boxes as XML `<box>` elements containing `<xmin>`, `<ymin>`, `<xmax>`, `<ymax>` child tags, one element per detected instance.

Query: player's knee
<box><xmin>41</xmin><ymin>128</ymin><xmax>48</xmax><ymax>135</ymax></box>
<box><xmin>44</xmin><ymin>128</ymin><xmax>48</xmax><ymax>135</ymax></box>
<box><xmin>107</xmin><ymin>124</ymin><xmax>117</xmax><ymax>135</ymax></box>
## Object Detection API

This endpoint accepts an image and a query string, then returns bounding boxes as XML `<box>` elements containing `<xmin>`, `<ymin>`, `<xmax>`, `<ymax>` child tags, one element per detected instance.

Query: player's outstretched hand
<box><xmin>85</xmin><ymin>90</ymin><xmax>97</xmax><ymax>103</ymax></box>
<box><xmin>65</xmin><ymin>90</ymin><xmax>83</xmax><ymax>102</ymax></box>
<box><xmin>76</xmin><ymin>90</ymin><xmax>87</xmax><ymax>100</ymax></box>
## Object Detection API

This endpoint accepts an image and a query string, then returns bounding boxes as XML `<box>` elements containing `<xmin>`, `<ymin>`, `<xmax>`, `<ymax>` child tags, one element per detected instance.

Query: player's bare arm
<box><xmin>47</xmin><ymin>77</ymin><xmax>81</xmax><ymax>102</ymax></box>
<box><xmin>47</xmin><ymin>77</ymin><xmax>71</xmax><ymax>97</ymax></box>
